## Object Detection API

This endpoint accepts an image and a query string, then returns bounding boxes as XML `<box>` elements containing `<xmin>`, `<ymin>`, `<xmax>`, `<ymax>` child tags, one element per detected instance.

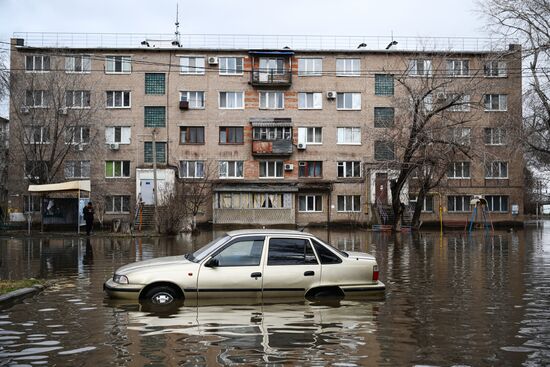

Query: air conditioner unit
<box><xmin>109</xmin><ymin>143</ymin><xmax>120</xmax><ymax>150</ymax></box>
<box><xmin>179</xmin><ymin>100</ymin><xmax>189</xmax><ymax>110</ymax></box>
<box><xmin>284</xmin><ymin>163</ymin><xmax>294</xmax><ymax>171</ymax></box>
<box><xmin>326</xmin><ymin>91</ymin><xmax>337</xmax><ymax>99</ymax></box>
<box><xmin>297</xmin><ymin>142</ymin><xmax>307</xmax><ymax>150</ymax></box>
<box><xmin>20</xmin><ymin>106</ymin><xmax>30</xmax><ymax>114</ymax></box>
<box><xmin>208</xmin><ymin>56</ymin><xmax>219</xmax><ymax>65</ymax></box>
<box><xmin>58</xmin><ymin>107</ymin><xmax>68</xmax><ymax>115</ymax></box>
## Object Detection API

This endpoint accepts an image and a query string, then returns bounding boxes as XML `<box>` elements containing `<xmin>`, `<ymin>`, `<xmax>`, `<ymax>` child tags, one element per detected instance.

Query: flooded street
<box><xmin>0</xmin><ymin>224</ymin><xmax>549</xmax><ymax>366</ymax></box>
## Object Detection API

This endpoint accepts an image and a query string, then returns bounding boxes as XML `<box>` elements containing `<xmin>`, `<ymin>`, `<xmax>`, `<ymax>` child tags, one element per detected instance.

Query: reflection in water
<box><xmin>0</xmin><ymin>225</ymin><xmax>548</xmax><ymax>366</ymax></box>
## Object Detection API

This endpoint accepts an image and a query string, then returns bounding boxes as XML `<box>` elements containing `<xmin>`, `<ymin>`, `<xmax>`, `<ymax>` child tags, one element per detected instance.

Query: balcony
<box><xmin>252</xmin><ymin>140</ymin><xmax>293</xmax><ymax>156</ymax></box>
<box><xmin>250</xmin><ymin>69</ymin><xmax>292</xmax><ymax>88</ymax></box>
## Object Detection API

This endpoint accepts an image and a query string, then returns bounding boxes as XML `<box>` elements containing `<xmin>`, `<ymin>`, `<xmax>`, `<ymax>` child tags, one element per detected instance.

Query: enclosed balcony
<box><xmin>249</xmin><ymin>50</ymin><xmax>293</xmax><ymax>88</ymax></box>
<box><xmin>251</xmin><ymin>118</ymin><xmax>293</xmax><ymax>156</ymax></box>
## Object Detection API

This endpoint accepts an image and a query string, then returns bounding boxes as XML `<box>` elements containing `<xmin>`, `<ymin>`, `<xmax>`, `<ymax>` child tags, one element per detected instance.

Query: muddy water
<box><xmin>0</xmin><ymin>225</ymin><xmax>549</xmax><ymax>366</ymax></box>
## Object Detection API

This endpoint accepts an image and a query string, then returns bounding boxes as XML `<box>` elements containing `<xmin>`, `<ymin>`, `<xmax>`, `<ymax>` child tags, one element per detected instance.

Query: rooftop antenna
<box><xmin>172</xmin><ymin>3</ymin><xmax>182</xmax><ymax>47</ymax></box>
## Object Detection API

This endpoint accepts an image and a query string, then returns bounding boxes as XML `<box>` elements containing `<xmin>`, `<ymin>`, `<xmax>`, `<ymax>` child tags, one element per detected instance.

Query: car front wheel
<box><xmin>144</xmin><ymin>286</ymin><xmax>179</xmax><ymax>305</ymax></box>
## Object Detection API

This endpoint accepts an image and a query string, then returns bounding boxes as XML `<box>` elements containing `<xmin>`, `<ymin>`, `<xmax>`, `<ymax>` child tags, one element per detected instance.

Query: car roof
<box><xmin>226</xmin><ymin>229</ymin><xmax>313</xmax><ymax>237</ymax></box>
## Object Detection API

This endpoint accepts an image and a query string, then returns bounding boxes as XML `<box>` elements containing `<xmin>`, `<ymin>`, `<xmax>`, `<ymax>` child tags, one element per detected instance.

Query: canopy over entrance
<box><xmin>28</xmin><ymin>180</ymin><xmax>91</xmax><ymax>193</ymax></box>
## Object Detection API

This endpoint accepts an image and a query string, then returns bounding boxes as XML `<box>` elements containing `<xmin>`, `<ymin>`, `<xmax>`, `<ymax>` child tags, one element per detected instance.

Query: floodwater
<box><xmin>0</xmin><ymin>224</ymin><xmax>549</xmax><ymax>366</ymax></box>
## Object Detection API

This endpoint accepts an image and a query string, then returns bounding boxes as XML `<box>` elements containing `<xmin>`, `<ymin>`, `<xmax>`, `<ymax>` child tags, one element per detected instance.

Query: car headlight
<box><xmin>113</xmin><ymin>274</ymin><xmax>129</xmax><ymax>284</ymax></box>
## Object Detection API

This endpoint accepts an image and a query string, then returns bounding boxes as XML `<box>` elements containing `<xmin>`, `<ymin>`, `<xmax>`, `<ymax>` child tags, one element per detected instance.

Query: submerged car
<box><xmin>104</xmin><ymin>229</ymin><xmax>385</xmax><ymax>305</ymax></box>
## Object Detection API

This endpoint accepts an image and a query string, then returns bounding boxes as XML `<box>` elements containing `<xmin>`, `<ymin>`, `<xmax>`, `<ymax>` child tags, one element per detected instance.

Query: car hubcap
<box><xmin>152</xmin><ymin>292</ymin><xmax>174</xmax><ymax>304</ymax></box>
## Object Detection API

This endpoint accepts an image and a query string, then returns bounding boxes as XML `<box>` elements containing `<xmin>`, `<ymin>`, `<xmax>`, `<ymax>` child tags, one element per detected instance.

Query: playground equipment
<box><xmin>466</xmin><ymin>195</ymin><xmax>494</xmax><ymax>233</ymax></box>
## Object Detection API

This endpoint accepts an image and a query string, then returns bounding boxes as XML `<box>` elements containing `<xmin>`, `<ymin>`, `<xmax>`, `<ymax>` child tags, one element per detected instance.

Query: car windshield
<box><xmin>185</xmin><ymin>235</ymin><xmax>230</xmax><ymax>263</ymax></box>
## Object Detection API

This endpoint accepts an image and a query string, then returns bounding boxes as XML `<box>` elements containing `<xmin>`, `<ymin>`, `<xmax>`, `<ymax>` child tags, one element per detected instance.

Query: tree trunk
<box><xmin>390</xmin><ymin>183</ymin><xmax>403</xmax><ymax>231</ymax></box>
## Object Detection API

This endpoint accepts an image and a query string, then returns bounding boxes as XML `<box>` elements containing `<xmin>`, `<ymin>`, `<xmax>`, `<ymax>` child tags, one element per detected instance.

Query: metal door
<box><xmin>140</xmin><ymin>180</ymin><xmax>154</xmax><ymax>204</ymax></box>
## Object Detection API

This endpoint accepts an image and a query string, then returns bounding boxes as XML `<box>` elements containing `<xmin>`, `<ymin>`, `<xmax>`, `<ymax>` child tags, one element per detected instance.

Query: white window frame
<box><xmin>337</xmin><ymin>127</ymin><xmax>361</xmax><ymax>145</ymax></box>
<box><xmin>25</xmin><ymin>90</ymin><xmax>49</xmax><ymax>108</ymax></box>
<box><xmin>105</xmin><ymin>126</ymin><xmax>131</xmax><ymax>144</ymax></box>
<box><xmin>219</xmin><ymin>160</ymin><xmax>244</xmax><ymax>179</ymax></box>
<box><xmin>259</xmin><ymin>91</ymin><xmax>284</xmax><ymax>110</ymax></box>
<box><xmin>64</xmin><ymin>160</ymin><xmax>90</xmax><ymax>179</ymax></box>
<box><xmin>484</xmin><ymin>61</ymin><xmax>507</xmax><ymax>77</ymax></box>
<box><xmin>297</xmin><ymin>127</ymin><xmax>322</xmax><ymax>145</ymax></box>
<box><xmin>409</xmin><ymin>195</ymin><xmax>434</xmax><ymax>213</ymax></box>
<box><xmin>65</xmin><ymin>90</ymin><xmax>91</xmax><ymax>108</ymax></box>
<box><xmin>105</xmin><ymin>55</ymin><xmax>131</xmax><ymax>74</ymax></box>
<box><xmin>259</xmin><ymin>161</ymin><xmax>284</xmax><ymax>178</ymax></box>
<box><xmin>447</xmin><ymin>161</ymin><xmax>471</xmax><ymax>179</ymax></box>
<box><xmin>25</xmin><ymin>126</ymin><xmax>50</xmax><ymax>144</ymax></box>
<box><xmin>65</xmin><ymin>55</ymin><xmax>91</xmax><ymax>73</ymax></box>
<box><xmin>336</xmin><ymin>58</ymin><xmax>360</xmax><ymax>76</ymax></box>
<box><xmin>219</xmin><ymin>92</ymin><xmax>244</xmax><ymax>109</ymax></box>
<box><xmin>485</xmin><ymin>195</ymin><xmax>509</xmax><ymax>212</ymax></box>
<box><xmin>180</xmin><ymin>56</ymin><xmax>205</xmax><ymax>75</ymax></box>
<box><xmin>447</xmin><ymin>59</ymin><xmax>470</xmax><ymax>76</ymax></box>
<box><xmin>337</xmin><ymin>161</ymin><xmax>362</xmax><ymax>178</ymax></box>
<box><xmin>298</xmin><ymin>58</ymin><xmax>322</xmax><ymax>76</ymax></box>
<box><xmin>484</xmin><ymin>127</ymin><xmax>506</xmax><ymax>145</ymax></box>
<box><xmin>298</xmin><ymin>92</ymin><xmax>322</xmax><ymax>109</ymax></box>
<box><xmin>65</xmin><ymin>126</ymin><xmax>90</xmax><ymax>145</ymax></box>
<box><xmin>485</xmin><ymin>161</ymin><xmax>508</xmax><ymax>179</ymax></box>
<box><xmin>219</xmin><ymin>57</ymin><xmax>244</xmax><ymax>75</ymax></box>
<box><xmin>106</xmin><ymin>91</ymin><xmax>131</xmax><ymax>108</ymax></box>
<box><xmin>447</xmin><ymin>195</ymin><xmax>472</xmax><ymax>212</ymax></box>
<box><xmin>25</xmin><ymin>55</ymin><xmax>50</xmax><ymax>73</ymax></box>
<box><xmin>336</xmin><ymin>92</ymin><xmax>361</xmax><ymax>110</ymax></box>
<box><xmin>337</xmin><ymin>195</ymin><xmax>361</xmax><ymax>212</ymax></box>
<box><xmin>451</xmin><ymin>127</ymin><xmax>471</xmax><ymax>145</ymax></box>
<box><xmin>106</xmin><ymin>195</ymin><xmax>131</xmax><ymax>213</ymax></box>
<box><xmin>298</xmin><ymin>195</ymin><xmax>323</xmax><ymax>212</ymax></box>
<box><xmin>179</xmin><ymin>160</ymin><xmax>205</xmax><ymax>178</ymax></box>
<box><xmin>408</xmin><ymin>59</ymin><xmax>432</xmax><ymax>76</ymax></box>
<box><xmin>448</xmin><ymin>94</ymin><xmax>471</xmax><ymax>112</ymax></box>
<box><xmin>180</xmin><ymin>91</ymin><xmax>205</xmax><ymax>109</ymax></box>
<box><xmin>105</xmin><ymin>161</ymin><xmax>131</xmax><ymax>178</ymax></box>
<box><xmin>484</xmin><ymin>94</ymin><xmax>508</xmax><ymax>111</ymax></box>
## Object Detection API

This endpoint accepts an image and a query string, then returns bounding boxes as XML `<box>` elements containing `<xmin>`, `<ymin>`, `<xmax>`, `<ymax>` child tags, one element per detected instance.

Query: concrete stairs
<box><xmin>134</xmin><ymin>205</ymin><xmax>156</xmax><ymax>230</ymax></box>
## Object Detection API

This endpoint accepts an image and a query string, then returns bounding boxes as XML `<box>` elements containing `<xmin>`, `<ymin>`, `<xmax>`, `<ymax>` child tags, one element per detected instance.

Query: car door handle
<box><xmin>251</xmin><ymin>272</ymin><xmax>262</xmax><ymax>278</ymax></box>
<box><xmin>304</xmin><ymin>271</ymin><xmax>315</xmax><ymax>277</ymax></box>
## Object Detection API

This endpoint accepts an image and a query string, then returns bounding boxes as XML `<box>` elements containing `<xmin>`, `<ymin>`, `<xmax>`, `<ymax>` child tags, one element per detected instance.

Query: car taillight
<box><xmin>372</xmin><ymin>265</ymin><xmax>379</xmax><ymax>281</ymax></box>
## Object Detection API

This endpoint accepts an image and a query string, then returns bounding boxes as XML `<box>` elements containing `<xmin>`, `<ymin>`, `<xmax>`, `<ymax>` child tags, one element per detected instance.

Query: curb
<box><xmin>0</xmin><ymin>285</ymin><xmax>45</xmax><ymax>310</ymax></box>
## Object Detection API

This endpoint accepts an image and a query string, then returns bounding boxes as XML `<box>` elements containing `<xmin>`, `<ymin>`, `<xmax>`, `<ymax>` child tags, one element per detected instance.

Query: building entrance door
<box><xmin>140</xmin><ymin>180</ymin><xmax>154</xmax><ymax>204</ymax></box>
<box><xmin>375</xmin><ymin>173</ymin><xmax>388</xmax><ymax>204</ymax></box>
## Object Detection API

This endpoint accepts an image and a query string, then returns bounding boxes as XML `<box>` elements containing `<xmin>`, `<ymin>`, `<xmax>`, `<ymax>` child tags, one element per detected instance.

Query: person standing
<box><xmin>83</xmin><ymin>202</ymin><xmax>95</xmax><ymax>235</ymax></box>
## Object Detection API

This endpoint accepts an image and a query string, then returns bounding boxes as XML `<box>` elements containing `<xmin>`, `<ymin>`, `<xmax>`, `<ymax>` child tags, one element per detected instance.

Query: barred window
<box><xmin>374</xmin><ymin>141</ymin><xmax>395</xmax><ymax>160</ymax></box>
<box><xmin>375</xmin><ymin>74</ymin><xmax>394</xmax><ymax>96</ymax></box>
<box><xmin>374</xmin><ymin>107</ymin><xmax>395</xmax><ymax>127</ymax></box>
<box><xmin>144</xmin><ymin>142</ymin><xmax>166</xmax><ymax>163</ymax></box>
<box><xmin>144</xmin><ymin>106</ymin><xmax>166</xmax><ymax>127</ymax></box>
<box><xmin>145</xmin><ymin>73</ymin><xmax>166</xmax><ymax>95</ymax></box>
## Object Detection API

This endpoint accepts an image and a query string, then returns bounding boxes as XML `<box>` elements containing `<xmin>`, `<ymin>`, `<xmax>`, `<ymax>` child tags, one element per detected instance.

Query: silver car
<box><xmin>104</xmin><ymin>229</ymin><xmax>385</xmax><ymax>304</ymax></box>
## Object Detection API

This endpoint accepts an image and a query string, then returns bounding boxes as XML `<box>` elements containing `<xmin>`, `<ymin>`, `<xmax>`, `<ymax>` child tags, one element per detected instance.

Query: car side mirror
<box><xmin>205</xmin><ymin>258</ymin><xmax>219</xmax><ymax>268</ymax></box>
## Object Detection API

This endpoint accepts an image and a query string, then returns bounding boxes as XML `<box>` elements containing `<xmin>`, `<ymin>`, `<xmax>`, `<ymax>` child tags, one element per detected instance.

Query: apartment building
<box><xmin>6</xmin><ymin>35</ymin><xmax>524</xmax><ymax>227</ymax></box>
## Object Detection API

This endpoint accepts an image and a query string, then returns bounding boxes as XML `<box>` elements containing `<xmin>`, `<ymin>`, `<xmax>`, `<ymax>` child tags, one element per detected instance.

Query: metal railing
<box><xmin>12</xmin><ymin>32</ymin><xmax>518</xmax><ymax>52</ymax></box>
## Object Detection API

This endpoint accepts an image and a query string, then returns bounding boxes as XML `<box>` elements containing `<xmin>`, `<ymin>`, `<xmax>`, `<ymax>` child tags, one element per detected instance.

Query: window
<box><xmin>219</xmin><ymin>57</ymin><xmax>243</xmax><ymax>75</ymax></box>
<box><xmin>408</xmin><ymin>59</ymin><xmax>432</xmax><ymax>76</ymax></box>
<box><xmin>211</xmin><ymin>238</ymin><xmax>265</xmax><ymax>267</ymax></box>
<box><xmin>106</xmin><ymin>91</ymin><xmax>130</xmax><ymax>108</ymax></box>
<box><xmin>105</xmin><ymin>56</ymin><xmax>131</xmax><ymax>73</ymax></box>
<box><xmin>485</xmin><ymin>195</ymin><xmax>509</xmax><ymax>212</ymax></box>
<box><xmin>374</xmin><ymin>141</ymin><xmax>395</xmax><ymax>160</ymax></box>
<box><xmin>144</xmin><ymin>106</ymin><xmax>166</xmax><ymax>128</ymax></box>
<box><xmin>311</xmin><ymin>239</ymin><xmax>342</xmax><ymax>264</ymax></box>
<box><xmin>105</xmin><ymin>195</ymin><xmax>130</xmax><ymax>213</ymax></box>
<box><xmin>144</xmin><ymin>142</ymin><xmax>166</xmax><ymax>163</ymax></box>
<box><xmin>409</xmin><ymin>195</ymin><xmax>434</xmax><ymax>212</ymax></box>
<box><xmin>23</xmin><ymin>195</ymin><xmax>41</xmax><ymax>213</ymax></box>
<box><xmin>298</xmin><ymin>195</ymin><xmax>323</xmax><ymax>212</ymax></box>
<box><xmin>259</xmin><ymin>58</ymin><xmax>285</xmax><ymax>74</ymax></box>
<box><xmin>65</xmin><ymin>160</ymin><xmax>90</xmax><ymax>178</ymax></box>
<box><xmin>447</xmin><ymin>162</ymin><xmax>471</xmax><ymax>179</ymax></box>
<box><xmin>180</xmin><ymin>56</ymin><xmax>205</xmax><ymax>74</ymax></box>
<box><xmin>374</xmin><ymin>107</ymin><xmax>395</xmax><ymax>127</ymax></box>
<box><xmin>219</xmin><ymin>160</ymin><xmax>244</xmax><ymax>178</ymax></box>
<box><xmin>105</xmin><ymin>161</ymin><xmax>130</xmax><ymax>178</ymax></box>
<box><xmin>484</xmin><ymin>94</ymin><xmax>508</xmax><ymax>111</ymax></box>
<box><xmin>145</xmin><ymin>73</ymin><xmax>166</xmax><ymax>95</ymax></box>
<box><xmin>447</xmin><ymin>195</ymin><xmax>472</xmax><ymax>212</ymax></box>
<box><xmin>267</xmin><ymin>238</ymin><xmax>317</xmax><ymax>265</ymax></box>
<box><xmin>65</xmin><ymin>55</ymin><xmax>91</xmax><ymax>73</ymax></box>
<box><xmin>25</xmin><ymin>126</ymin><xmax>50</xmax><ymax>144</ymax></box>
<box><xmin>180</xmin><ymin>91</ymin><xmax>205</xmax><ymax>109</ymax></box>
<box><xmin>259</xmin><ymin>92</ymin><xmax>284</xmax><ymax>109</ymax></box>
<box><xmin>298</xmin><ymin>92</ymin><xmax>322</xmax><ymax>109</ymax></box>
<box><xmin>65</xmin><ymin>90</ymin><xmax>91</xmax><ymax>108</ymax></box>
<box><xmin>65</xmin><ymin>126</ymin><xmax>90</xmax><ymax>144</ymax></box>
<box><xmin>216</xmin><ymin>192</ymin><xmax>291</xmax><ymax>209</ymax></box>
<box><xmin>337</xmin><ymin>161</ymin><xmax>361</xmax><ymax>178</ymax></box>
<box><xmin>337</xmin><ymin>127</ymin><xmax>361</xmax><ymax>144</ymax></box>
<box><xmin>24</xmin><ymin>161</ymin><xmax>47</xmax><ymax>180</ymax></box>
<box><xmin>180</xmin><ymin>126</ymin><xmax>205</xmax><ymax>144</ymax></box>
<box><xmin>298</xmin><ymin>58</ymin><xmax>322</xmax><ymax>76</ymax></box>
<box><xmin>219</xmin><ymin>92</ymin><xmax>244</xmax><ymax>109</ymax></box>
<box><xmin>485</xmin><ymin>161</ymin><xmax>508</xmax><ymax>178</ymax></box>
<box><xmin>253</xmin><ymin>127</ymin><xmax>292</xmax><ymax>140</ymax></box>
<box><xmin>336</xmin><ymin>59</ymin><xmax>360</xmax><ymax>76</ymax></box>
<box><xmin>375</xmin><ymin>74</ymin><xmax>394</xmax><ymax>96</ymax></box>
<box><xmin>179</xmin><ymin>160</ymin><xmax>205</xmax><ymax>178</ymax></box>
<box><xmin>447</xmin><ymin>60</ymin><xmax>469</xmax><ymax>76</ymax></box>
<box><xmin>105</xmin><ymin>126</ymin><xmax>131</xmax><ymax>144</ymax></box>
<box><xmin>26</xmin><ymin>55</ymin><xmax>50</xmax><ymax>72</ymax></box>
<box><xmin>25</xmin><ymin>90</ymin><xmax>49</xmax><ymax>108</ymax></box>
<box><xmin>450</xmin><ymin>127</ymin><xmax>471</xmax><ymax>145</ymax></box>
<box><xmin>299</xmin><ymin>161</ymin><xmax>322</xmax><ymax>178</ymax></box>
<box><xmin>297</xmin><ymin>127</ymin><xmax>322</xmax><ymax>144</ymax></box>
<box><xmin>484</xmin><ymin>61</ymin><xmax>507</xmax><ymax>77</ymax></box>
<box><xmin>336</xmin><ymin>93</ymin><xmax>361</xmax><ymax>110</ymax></box>
<box><xmin>219</xmin><ymin>127</ymin><xmax>244</xmax><ymax>144</ymax></box>
<box><xmin>484</xmin><ymin>128</ymin><xmax>506</xmax><ymax>145</ymax></box>
<box><xmin>259</xmin><ymin>161</ymin><xmax>283</xmax><ymax>178</ymax></box>
<box><xmin>448</xmin><ymin>94</ymin><xmax>471</xmax><ymax>112</ymax></box>
<box><xmin>337</xmin><ymin>195</ymin><xmax>361</xmax><ymax>212</ymax></box>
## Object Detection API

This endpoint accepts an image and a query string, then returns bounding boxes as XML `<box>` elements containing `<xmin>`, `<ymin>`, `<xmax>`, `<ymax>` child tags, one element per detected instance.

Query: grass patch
<box><xmin>0</xmin><ymin>279</ymin><xmax>44</xmax><ymax>295</ymax></box>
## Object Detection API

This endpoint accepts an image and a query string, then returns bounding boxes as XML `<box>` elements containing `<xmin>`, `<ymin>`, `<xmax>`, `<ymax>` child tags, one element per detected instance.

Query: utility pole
<box><xmin>152</xmin><ymin>128</ymin><xmax>158</xmax><ymax>210</ymax></box>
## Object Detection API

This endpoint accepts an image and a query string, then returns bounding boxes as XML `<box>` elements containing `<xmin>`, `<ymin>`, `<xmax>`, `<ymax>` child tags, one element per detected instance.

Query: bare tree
<box><xmin>181</xmin><ymin>162</ymin><xmax>212</xmax><ymax>231</ymax></box>
<box><xmin>155</xmin><ymin>182</ymin><xmax>189</xmax><ymax>234</ymax></box>
<box><xmin>480</xmin><ymin>0</ymin><xmax>550</xmax><ymax>165</ymax></box>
